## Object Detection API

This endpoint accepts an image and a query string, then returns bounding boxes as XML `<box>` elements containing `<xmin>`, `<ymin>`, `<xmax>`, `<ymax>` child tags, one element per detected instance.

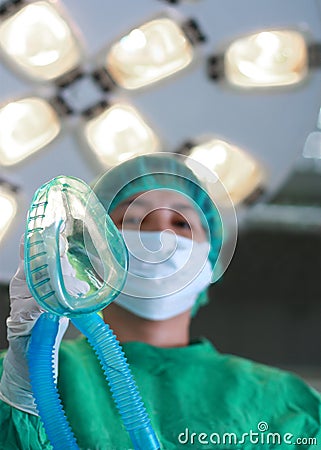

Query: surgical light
<box><xmin>0</xmin><ymin>183</ymin><xmax>17</xmax><ymax>243</ymax></box>
<box><xmin>0</xmin><ymin>97</ymin><xmax>61</xmax><ymax>166</ymax></box>
<box><xmin>209</xmin><ymin>30</ymin><xmax>308</xmax><ymax>87</ymax></box>
<box><xmin>0</xmin><ymin>0</ymin><xmax>82</xmax><ymax>81</ymax></box>
<box><xmin>103</xmin><ymin>18</ymin><xmax>199</xmax><ymax>90</ymax></box>
<box><xmin>181</xmin><ymin>138</ymin><xmax>265</xmax><ymax>205</ymax></box>
<box><xmin>83</xmin><ymin>103</ymin><xmax>160</xmax><ymax>167</ymax></box>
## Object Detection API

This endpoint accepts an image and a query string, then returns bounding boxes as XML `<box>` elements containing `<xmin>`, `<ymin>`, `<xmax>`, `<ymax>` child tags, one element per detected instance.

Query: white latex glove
<box><xmin>0</xmin><ymin>236</ymin><xmax>90</xmax><ymax>415</ymax></box>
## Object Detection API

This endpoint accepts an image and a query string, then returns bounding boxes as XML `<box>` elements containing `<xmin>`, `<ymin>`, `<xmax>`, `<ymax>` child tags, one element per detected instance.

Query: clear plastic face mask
<box><xmin>25</xmin><ymin>176</ymin><xmax>159</xmax><ymax>450</ymax></box>
<box><xmin>24</xmin><ymin>176</ymin><xmax>128</xmax><ymax>317</ymax></box>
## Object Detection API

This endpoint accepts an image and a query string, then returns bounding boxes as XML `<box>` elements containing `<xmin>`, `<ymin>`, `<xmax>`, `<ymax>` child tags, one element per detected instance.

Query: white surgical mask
<box><xmin>114</xmin><ymin>230</ymin><xmax>212</xmax><ymax>320</ymax></box>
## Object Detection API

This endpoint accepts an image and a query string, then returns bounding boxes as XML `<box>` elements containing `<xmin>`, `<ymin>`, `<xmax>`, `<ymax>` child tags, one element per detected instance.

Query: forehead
<box><xmin>113</xmin><ymin>189</ymin><xmax>196</xmax><ymax>212</ymax></box>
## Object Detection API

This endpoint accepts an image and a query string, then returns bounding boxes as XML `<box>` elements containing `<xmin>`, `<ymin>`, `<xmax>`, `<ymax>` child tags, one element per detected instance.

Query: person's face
<box><xmin>110</xmin><ymin>189</ymin><xmax>207</xmax><ymax>243</ymax></box>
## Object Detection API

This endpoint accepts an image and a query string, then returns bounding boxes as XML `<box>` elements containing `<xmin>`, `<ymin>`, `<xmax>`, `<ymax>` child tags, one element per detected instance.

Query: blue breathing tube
<box><xmin>25</xmin><ymin>176</ymin><xmax>160</xmax><ymax>450</ymax></box>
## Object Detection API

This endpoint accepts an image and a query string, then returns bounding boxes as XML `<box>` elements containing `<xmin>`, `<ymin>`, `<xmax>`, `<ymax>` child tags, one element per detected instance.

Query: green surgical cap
<box><xmin>93</xmin><ymin>153</ymin><xmax>223</xmax><ymax>314</ymax></box>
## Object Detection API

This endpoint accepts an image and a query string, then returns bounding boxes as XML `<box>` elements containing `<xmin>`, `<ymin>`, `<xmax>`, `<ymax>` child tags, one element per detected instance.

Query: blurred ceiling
<box><xmin>0</xmin><ymin>0</ymin><xmax>321</xmax><ymax>281</ymax></box>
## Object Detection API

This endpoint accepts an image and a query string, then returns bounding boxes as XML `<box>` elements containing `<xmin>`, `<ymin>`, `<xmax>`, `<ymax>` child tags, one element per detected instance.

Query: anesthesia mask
<box><xmin>25</xmin><ymin>175</ymin><xmax>160</xmax><ymax>450</ymax></box>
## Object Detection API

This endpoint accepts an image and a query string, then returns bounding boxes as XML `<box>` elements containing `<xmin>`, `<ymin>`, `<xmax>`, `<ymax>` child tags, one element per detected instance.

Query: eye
<box><xmin>173</xmin><ymin>219</ymin><xmax>191</xmax><ymax>230</ymax></box>
<box><xmin>122</xmin><ymin>216</ymin><xmax>141</xmax><ymax>226</ymax></box>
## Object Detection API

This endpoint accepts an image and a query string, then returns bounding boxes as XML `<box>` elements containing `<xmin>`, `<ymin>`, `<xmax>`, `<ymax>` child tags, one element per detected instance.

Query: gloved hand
<box><xmin>0</xmin><ymin>235</ymin><xmax>90</xmax><ymax>415</ymax></box>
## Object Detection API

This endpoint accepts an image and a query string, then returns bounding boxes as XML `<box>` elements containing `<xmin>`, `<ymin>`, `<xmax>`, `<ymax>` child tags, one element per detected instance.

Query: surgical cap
<box><xmin>93</xmin><ymin>153</ymin><xmax>223</xmax><ymax>314</ymax></box>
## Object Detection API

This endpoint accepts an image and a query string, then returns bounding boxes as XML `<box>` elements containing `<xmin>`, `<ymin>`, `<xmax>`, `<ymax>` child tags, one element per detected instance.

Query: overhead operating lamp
<box><xmin>82</xmin><ymin>102</ymin><xmax>160</xmax><ymax>167</ymax></box>
<box><xmin>0</xmin><ymin>96</ymin><xmax>61</xmax><ymax>166</ymax></box>
<box><xmin>0</xmin><ymin>180</ymin><xmax>18</xmax><ymax>243</ymax></box>
<box><xmin>208</xmin><ymin>29</ymin><xmax>309</xmax><ymax>88</ymax></box>
<box><xmin>178</xmin><ymin>137</ymin><xmax>265</xmax><ymax>205</ymax></box>
<box><xmin>0</xmin><ymin>0</ymin><xmax>82</xmax><ymax>81</ymax></box>
<box><xmin>93</xmin><ymin>17</ymin><xmax>205</xmax><ymax>91</ymax></box>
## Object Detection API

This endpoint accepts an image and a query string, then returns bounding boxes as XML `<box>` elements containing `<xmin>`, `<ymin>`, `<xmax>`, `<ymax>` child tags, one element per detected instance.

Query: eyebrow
<box><xmin>171</xmin><ymin>203</ymin><xmax>196</xmax><ymax>212</ymax></box>
<box><xmin>118</xmin><ymin>198</ymin><xmax>196</xmax><ymax>212</ymax></box>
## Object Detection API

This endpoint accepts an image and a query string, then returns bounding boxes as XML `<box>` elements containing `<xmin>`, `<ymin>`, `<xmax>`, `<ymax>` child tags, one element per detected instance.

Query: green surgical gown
<box><xmin>0</xmin><ymin>337</ymin><xmax>320</xmax><ymax>449</ymax></box>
